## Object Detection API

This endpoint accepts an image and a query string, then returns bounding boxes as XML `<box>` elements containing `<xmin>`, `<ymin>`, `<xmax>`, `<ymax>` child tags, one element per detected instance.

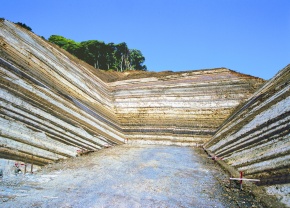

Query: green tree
<box><xmin>48</xmin><ymin>35</ymin><xmax>147</xmax><ymax>72</ymax></box>
<box><xmin>48</xmin><ymin>35</ymin><xmax>79</xmax><ymax>50</ymax></box>
<box><xmin>49</xmin><ymin>35</ymin><xmax>83</xmax><ymax>60</ymax></box>
<box><xmin>129</xmin><ymin>49</ymin><xmax>147</xmax><ymax>71</ymax></box>
<box><xmin>115</xmin><ymin>42</ymin><xmax>130</xmax><ymax>72</ymax></box>
<box><xmin>82</xmin><ymin>40</ymin><xmax>107</xmax><ymax>69</ymax></box>
<box><xmin>105</xmin><ymin>43</ymin><xmax>117</xmax><ymax>70</ymax></box>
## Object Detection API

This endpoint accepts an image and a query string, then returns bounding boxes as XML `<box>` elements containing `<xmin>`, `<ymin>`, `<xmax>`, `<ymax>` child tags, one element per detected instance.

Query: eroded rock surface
<box><xmin>1</xmin><ymin>18</ymin><xmax>289</xmax><ymax>207</ymax></box>
<box><xmin>0</xmin><ymin>20</ymin><xmax>264</xmax><ymax>164</ymax></box>
<box><xmin>205</xmin><ymin>65</ymin><xmax>290</xmax><ymax>207</ymax></box>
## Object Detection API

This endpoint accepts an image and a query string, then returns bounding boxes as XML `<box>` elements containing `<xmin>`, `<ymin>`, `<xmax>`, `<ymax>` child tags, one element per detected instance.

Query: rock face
<box><xmin>1</xmin><ymin>19</ymin><xmax>290</xmax><ymax>206</ymax></box>
<box><xmin>111</xmin><ymin>69</ymin><xmax>264</xmax><ymax>145</ymax></box>
<box><xmin>0</xmin><ymin>20</ymin><xmax>124</xmax><ymax>166</ymax></box>
<box><xmin>204</xmin><ymin>64</ymin><xmax>290</xmax><ymax>205</ymax></box>
<box><xmin>0</xmin><ymin>19</ymin><xmax>264</xmax><ymax>165</ymax></box>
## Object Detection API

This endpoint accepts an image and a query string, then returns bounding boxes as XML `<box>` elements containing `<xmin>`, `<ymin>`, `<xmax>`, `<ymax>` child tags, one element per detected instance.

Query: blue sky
<box><xmin>1</xmin><ymin>0</ymin><xmax>290</xmax><ymax>80</ymax></box>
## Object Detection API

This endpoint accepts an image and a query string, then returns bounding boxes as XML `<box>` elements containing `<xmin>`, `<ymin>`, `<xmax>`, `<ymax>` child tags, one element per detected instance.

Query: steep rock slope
<box><xmin>204</xmin><ymin>65</ymin><xmax>290</xmax><ymax>206</ymax></box>
<box><xmin>0</xmin><ymin>19</ymin><xmax>264</xmax><ymax>164</ymax></box>
<box><xmin>0</xmin><ymin>20</ymin><xmax>124</xmax><ymax>165</ymax></box>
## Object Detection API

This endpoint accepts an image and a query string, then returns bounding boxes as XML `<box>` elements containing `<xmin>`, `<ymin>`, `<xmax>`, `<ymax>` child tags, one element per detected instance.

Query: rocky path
<box><xmin>0</xmin><ymin>145</ymin><xmax>262</xmax><ymax>208</ymax></box>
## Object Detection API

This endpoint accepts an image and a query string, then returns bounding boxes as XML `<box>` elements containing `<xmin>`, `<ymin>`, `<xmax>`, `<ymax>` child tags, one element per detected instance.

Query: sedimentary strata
<box><xmin>0</xmin><ymin>19</ymin><xmax>264</xmax><ymax>164</ymax></box>
<box><xmin>205</xmin><ymin>64</ymin><xmax>290</xmax><ymax>204</ymax></box>
<box><xmin>0</xmin><ymin>20</ymin><xmax>124</xmax><ymax>165</ymax></box>
<box><xmin>2</xmin><ymin>18</ymin><xmax>290</xmax><ymax>206</ymax></box>
<box><xmin>111</xmin><ymin>68</ymin><xmax>264</xmax><ymax>145</ymax></box>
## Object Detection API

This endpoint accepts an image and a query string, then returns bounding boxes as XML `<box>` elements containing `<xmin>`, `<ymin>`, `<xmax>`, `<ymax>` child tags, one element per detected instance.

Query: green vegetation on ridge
<box><xmin>48</xmin><ymin>35</ymin><xmax>147</xmax><ymax>72</ymax></box>
<box><xmin>12</xmin><ymin>21</ymin><xmax>146</xmax><ymax>72</ymax></box>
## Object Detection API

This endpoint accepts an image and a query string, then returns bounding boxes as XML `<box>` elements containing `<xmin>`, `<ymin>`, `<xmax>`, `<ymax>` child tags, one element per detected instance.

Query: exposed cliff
<box><xmin>0</xmin><ymin>20</ymin><xmax>124</xmax><ymax>165</ymax></box>
<box><xmin>111</xmin><ymin>68</ymin><xmax>264</xmax><ymax>145</ymax></box>
<box><xmin>205</xmin><ymin>64</ymin><xmax>290</xmax><ymax>206</ymax></box>
<box><xmin>0</xmin><ymin>19</ymin><xmax>264</xmax><ymax>165</ymax></box>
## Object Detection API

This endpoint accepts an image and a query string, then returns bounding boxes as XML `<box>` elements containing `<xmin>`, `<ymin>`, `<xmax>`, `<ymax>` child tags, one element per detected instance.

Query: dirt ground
<box><xmin>0</xmin><ymin>144</ymin><xmax>263</xmax><ymax>208</ymax></box>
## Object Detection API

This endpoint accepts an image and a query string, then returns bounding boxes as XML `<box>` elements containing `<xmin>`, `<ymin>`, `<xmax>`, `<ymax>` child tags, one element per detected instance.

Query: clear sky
<box><xmin>1</xmin><ymin>0</ymin><xmax>290</xmax><ymax>80</ymax></box>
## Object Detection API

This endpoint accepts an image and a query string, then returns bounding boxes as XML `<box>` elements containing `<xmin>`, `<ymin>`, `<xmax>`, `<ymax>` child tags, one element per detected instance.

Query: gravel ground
<box><xmin>0</xmin><ymin>144</ymin><xmax>263</xmax><ymax>208</ymax></box>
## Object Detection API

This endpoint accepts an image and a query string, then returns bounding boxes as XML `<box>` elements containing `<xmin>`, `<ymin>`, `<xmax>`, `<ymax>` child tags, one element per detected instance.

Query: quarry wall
<box><xmin>0</xmin><ymin>20</ymin><xmax>265</xmax><ymax>165</ymax></box>
<box><xmin>111</xmin><ymin>69</ymin><xmax>264</xmax><ymax>145</ymax></box>
<box><xmin>0</xmin><ymin>20</ymin><xmax>124</xmax><ymax>165</ymax></box>
<box><xmin>205</xmin><ymin>64</ymin><xmax>290</xmax><ymax>180</ymax></box>
<box><xmin>1</xmin><ymin>19</ymin><xmax>290</xmax><ymax>206</ymax></box>
<box><xmin>7</xmin><ymin>16</ymin><xmax>290</xmax><ymax>176</ymax></box>
<box><xmin>204</xmin><ymin>65</ymin><xmax>290</xmax><ymax>205</ymax></box>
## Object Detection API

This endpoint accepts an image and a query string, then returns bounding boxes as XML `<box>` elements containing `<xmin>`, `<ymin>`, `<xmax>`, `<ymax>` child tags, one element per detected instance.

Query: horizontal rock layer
<box><xmin>111</xmin><ymin>69</ymin><xmax>264</xmax><ymax>144</ymax></box>
<box><xmin>0</xmin><ymin>20</ymin><xmax>264</xmax><ymax>164</ymax></box>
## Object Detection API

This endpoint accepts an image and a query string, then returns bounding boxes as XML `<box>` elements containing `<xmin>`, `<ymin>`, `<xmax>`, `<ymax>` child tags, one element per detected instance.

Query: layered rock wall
<box><xmin>205</xmin><ymin>65</ymin><xmax>290</xmax><ymax>194</ymax></box>
<box><xmin>0</xmin><ymin>20</ymin><xmax>264</xmax><ymax>164</ymax></box>
<box><xmin>0</xmin><ymin>20</ymin><xmax>124</xmax><ymax>165</ymax></box>
<box><xmin>111</xmin><ymin>69</ymin><xmax>264</xmax><ymax>145</ymax></box>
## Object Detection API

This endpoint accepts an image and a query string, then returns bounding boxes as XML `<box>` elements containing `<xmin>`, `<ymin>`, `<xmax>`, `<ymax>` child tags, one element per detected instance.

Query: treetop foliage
<box><xmin>10</xmin><ymin>21</ymin><xmax>147</xmax><ymax>72</ymax></box>
<box><xmin>48</xmin><ymin>35</ymin><xmax>147</xmax><ymax>72</ymax></box>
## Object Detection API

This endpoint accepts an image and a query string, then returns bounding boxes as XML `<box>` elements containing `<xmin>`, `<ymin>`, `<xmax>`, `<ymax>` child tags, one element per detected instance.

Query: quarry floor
<box><xmin>0</xmin><ymin>144</ymin><xmax>263</xmax><ymax>208</ymax></box>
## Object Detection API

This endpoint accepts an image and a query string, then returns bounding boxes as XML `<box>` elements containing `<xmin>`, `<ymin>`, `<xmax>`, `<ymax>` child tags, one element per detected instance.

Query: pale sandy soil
<box><xmin>0</xmin><ymin>144</ymin><xmax>262</xmax><ymax>208</ymax></box>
